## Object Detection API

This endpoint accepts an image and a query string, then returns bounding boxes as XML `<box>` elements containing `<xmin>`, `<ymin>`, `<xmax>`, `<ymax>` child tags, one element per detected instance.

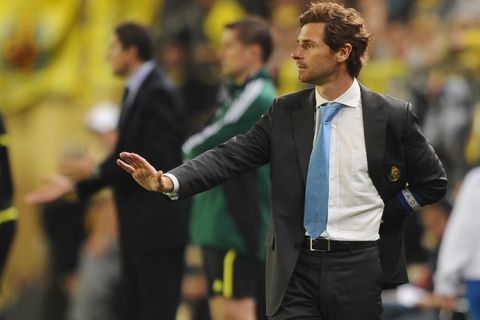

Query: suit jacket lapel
<box><xmin>119</xmin><ymin>69</ymin><xmax>156</xmax><ymax>129</ymax></box>
<box><xmin>361</xmin><ymin>85</ymin><xmax>387</xmax><ymax>191</ymax></box>
<box><xmin>292</xmin><ymin>89</ymin><xmax>315</xmax><ymax>185</ymax></box>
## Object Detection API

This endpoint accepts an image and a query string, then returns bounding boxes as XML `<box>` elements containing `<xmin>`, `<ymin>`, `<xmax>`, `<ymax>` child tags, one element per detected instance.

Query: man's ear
<box><xmin>336</xmin><ymin>43</ymin><xmax>352</xmax><ymax>63</ymax></box>
<box><xmin>126</xmin><ymin>45</ymin><xmax>139</xmax><ymax>60</ymax></box>
<box><xmin>247</xmin><ymin>44</ymin><xmax>262</xmax><ymax>62</ymax></box>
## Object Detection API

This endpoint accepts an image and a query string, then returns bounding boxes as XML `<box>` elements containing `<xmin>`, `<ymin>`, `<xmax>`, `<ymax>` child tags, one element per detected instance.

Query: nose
<box><xmin>291</xmin><ymin>46</ymin><xmax>302</xmax><ymax>60</ymax></box>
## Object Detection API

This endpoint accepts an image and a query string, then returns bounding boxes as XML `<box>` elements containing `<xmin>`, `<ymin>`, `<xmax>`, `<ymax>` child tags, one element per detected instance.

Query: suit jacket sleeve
<box><xmin>380</xmin><ymin>102</ymin><xmax>447</xmax><ymax>233</ymax></box>
<box><xmin>77</xmin><ymin>73</ymin><xmax>185</xmax><ymax>199</ymax></box>
<box><xmin>169</xmin><ymin>106</ymin><xmax>273</xmax><ymax>199</ymax></box>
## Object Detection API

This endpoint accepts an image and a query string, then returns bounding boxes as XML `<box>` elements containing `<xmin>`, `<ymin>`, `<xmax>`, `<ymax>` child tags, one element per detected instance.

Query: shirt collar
<box><xmin>315</xmin><ymin>78</ymin><xmax>361</xmax><ymax>108</ymax></box>
<box><xmin>226</xmin><ymin>68</ymin><xmax>270</xmax><ymax>93</ymax></box>
<box><xmin>126</xmin><ymin>60</ymin><xmax>155</xmax><ymax>93</ymax></box>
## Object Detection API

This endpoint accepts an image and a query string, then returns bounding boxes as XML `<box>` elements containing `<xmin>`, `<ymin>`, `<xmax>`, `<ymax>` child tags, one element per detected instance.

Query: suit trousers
<box><xmin>270</xmin><ymin>245</ymin><xmax>383</xmax><ymax>320</ymax></box>
<box><xmin>119</xmin><ymin>246</ymin><xmax>186</xmax><ymax>320</ymax></box>
<box><xmin>0</xmin><ymin>220</ymin><xmax>15</xmax><ymax>276</ymax></box>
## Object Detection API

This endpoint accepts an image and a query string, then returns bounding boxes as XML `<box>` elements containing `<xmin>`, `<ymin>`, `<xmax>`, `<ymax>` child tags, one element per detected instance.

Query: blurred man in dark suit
<box><xmin>27</xmin><ymin>23</ymin><xmax>189</xmax><ymax>320</ymax></box>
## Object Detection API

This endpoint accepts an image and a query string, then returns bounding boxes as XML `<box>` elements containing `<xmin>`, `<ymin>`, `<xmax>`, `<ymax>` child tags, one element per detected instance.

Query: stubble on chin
<box><xmin>297</xmin><ymin>71</ymin><xmax>311</xmax><ymax>84</ymax></box>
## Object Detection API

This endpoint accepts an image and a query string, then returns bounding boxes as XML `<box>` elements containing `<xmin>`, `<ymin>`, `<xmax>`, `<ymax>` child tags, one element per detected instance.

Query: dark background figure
<box><xmin>181</xmin><ymin>16</ymin><xmax>276</xmax><ymax>320</ymax></box>
<box><xmin>0</xmin><ymin>115</ymin><xmax>17</xmax><ymax>279</ymax></box>
<box><xmin>26</xmin><ymin>23</ymin><xmax>190</xmax><ymax>320</ymax></box>
<box><xmin>39</xmin><ymin>197</ymin><xmax>86</xmax><ymax>320</ymax></box>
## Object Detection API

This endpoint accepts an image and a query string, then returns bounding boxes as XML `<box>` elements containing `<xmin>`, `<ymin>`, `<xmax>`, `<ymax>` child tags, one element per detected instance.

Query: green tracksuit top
<box><xmin>183</xmin><ymin>69</ymin><xmax>275</xmax><ymax>260</ymax></box>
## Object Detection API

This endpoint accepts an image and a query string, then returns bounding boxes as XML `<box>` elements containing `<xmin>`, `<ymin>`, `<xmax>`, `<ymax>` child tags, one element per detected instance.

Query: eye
<box><xmin>302</xmin><ymin>43</ymin><xmax>314</xmax><ymax>50</ymax></box>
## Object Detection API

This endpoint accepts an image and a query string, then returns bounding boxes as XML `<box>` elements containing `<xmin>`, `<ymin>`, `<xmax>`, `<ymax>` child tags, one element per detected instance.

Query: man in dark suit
<box><xmin>27</xmin><ymin>23</ymin><xmax>189</xmax><ymax>319</ymax></box>
<box><xmin>117</xmin><ymin>3</ymin><xmax>447</xmax><ymax>320</ymax></box>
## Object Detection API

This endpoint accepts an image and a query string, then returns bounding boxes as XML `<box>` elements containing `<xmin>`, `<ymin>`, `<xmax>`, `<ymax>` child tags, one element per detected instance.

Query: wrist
<box><xmin>161</xmin><ymin>175</ymin><xmax>174</xmax><ymax>192</ymax></box>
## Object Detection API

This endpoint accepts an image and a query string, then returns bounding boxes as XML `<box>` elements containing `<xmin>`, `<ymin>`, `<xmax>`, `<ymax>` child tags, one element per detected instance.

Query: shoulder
<box><xmin>360</xmin><ymin>84</ymin><xmax>414</xmax><ymax>120</ymax></box>
<box><xmin>277</xmin><ymin>87</ymin><xmax>313</xmax><ymax>102</ymax></box>
<box><xmin>274</xmin><ymin>87</ymin><xmax>314</xmax><ymax>110</ymax></box>
<box><xmin>360</xmin><ymin>84</ymin><xmax>409</xmax><ymax>108</ymax></box>
<box><xmin>148</xmin><ymin>67</ymin><xmax>174</xmax><ymax>86</ymax></box>
<box><xmin>142</xmin><ymin>68</ymin><xmax>182</xmax><ymax>99</ymax></box>
<box><xmin>245</xmin><ymin>78</ymin><xmax>277</xmax><ymax>106</ymax></box>
<box><xmin>378</xmin><ymin>93</ymin><xmax>410</xmax><ymax>110</ymax></box>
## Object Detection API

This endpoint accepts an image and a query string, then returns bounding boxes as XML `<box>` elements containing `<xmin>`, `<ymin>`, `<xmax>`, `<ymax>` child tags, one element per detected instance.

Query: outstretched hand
<box><xmin>59</xmin><ymin>145</ymin><xmax>97</xmax><ymax>182</ymax></box>
<box><xmin>25</xmin><ymin>174</ymin><xmax>75</xmax><ymax>205</ymax></box>
<box><xmin>117</xmin><ymin>152</ymin><xmax>173</xmax><ymax>192</ymax></box>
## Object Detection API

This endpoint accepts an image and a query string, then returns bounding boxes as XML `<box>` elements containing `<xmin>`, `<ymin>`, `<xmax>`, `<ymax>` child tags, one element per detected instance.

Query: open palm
<box><xmin>117</xmin><ymin>152</ymin><xmax>165</xmax><ymax>192</ymax></box>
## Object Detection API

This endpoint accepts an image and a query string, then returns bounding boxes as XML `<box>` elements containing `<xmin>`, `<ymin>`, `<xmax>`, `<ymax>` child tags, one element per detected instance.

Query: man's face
<box><xmin>291</xmin><ymin>23</ymin><xmax>340</xmax><ymax>85</ymax></box>
<box><xmin>218</xmin><ymin>29</ymin><xmax>252</xmax><ymax>81</ymax></box>
<box><xmin>107</xmin><ymin>34</ymin><xmax>130</xmax><ymax>77</ymax></box>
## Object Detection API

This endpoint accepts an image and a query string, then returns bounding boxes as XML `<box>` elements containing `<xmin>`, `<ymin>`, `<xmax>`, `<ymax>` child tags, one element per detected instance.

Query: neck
<box><xmin>316</xmin><ymin>72</ymin><xmax>354</xmax><ymax>101</ymax></box>
<box><xmin>125</xmin><ymin>60</ymin><xmax>145</xmax><ymax>78</ymax></box>
<box><xmin>233</xmin><ymin>63</ymin><xmax>262</xmax><ymax>86</ymax></box>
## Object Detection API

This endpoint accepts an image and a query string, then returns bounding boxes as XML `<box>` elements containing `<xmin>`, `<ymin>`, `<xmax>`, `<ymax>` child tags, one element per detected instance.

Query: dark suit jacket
<box><xmin>78</xmin><ymin>67</ymin><xmax>189</xmax><ymax>257</ymax></box>
<box><xmin>169</xmin><ymin>85</ymin><xmax>447</xmax><ymax>316</ymax></box>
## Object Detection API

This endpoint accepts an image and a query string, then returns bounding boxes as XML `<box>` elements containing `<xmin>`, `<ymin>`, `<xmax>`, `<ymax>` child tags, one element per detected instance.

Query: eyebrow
<box><xmin>297</xmin><ymin>39</ymin><xmax>316</xmax><ymax>45</ymax></box>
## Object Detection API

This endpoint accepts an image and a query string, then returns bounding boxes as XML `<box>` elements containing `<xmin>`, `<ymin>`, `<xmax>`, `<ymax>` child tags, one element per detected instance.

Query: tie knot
<box><xmin>320</xmin><ymin>102</ymin><xmax>343</xmax><ymax>123</ymax></box>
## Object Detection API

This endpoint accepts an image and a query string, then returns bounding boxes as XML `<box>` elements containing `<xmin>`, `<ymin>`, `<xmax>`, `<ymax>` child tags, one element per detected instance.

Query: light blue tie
<box><xmin>304</xmin><ymin>102</ymin><xmax>343</xmax><ymax>239</ymax></box>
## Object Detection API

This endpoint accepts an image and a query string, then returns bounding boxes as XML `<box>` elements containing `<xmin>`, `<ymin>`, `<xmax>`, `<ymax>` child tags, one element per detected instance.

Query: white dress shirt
<box><xmin>434</xmin><ymin>167</ymin><xmax>480</xmax><ymax>296</ymax></box>
<box><xmin>314</xmin><ymin>79</ymin><xmax>384</xmax><ymax>241</ymax></box>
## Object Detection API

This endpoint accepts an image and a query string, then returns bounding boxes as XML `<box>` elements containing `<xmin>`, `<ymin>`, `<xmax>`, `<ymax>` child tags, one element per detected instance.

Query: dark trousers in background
<box><xmin>0</xmin><ymin>220</ymin><xmax>15</xmax><ymax>276</ymax></box>
<box><xmin>119</xmin><ymin>247</ymin><xmax>186</xmax><ymax>320</ymax></box>
<box><xmin>271</xmin><ymin>246</ymin><xmax>383</xmax><ymax>320</ymax></box>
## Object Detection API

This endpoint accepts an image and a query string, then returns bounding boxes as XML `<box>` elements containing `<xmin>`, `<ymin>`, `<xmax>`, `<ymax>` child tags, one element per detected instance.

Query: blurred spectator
<box><xmin>181</xmin><ymin>16</ymin><xmax>275</xmax><ymax>320</ymax></box>
<box><xmin>420</xmin><ymin>68</ymin><xmax>475</xmax><ymax>191</ymax></box>
<box><xmin>156</xmin><ymin>0</ymin><xmax>237</xmax><ymax>136</ymax></box>
<box><xmin>38</xmin><ymin>196</ymin><xmax>86</xmax><ymax>320</ymax></box>
<box><xmin>66</xmin><ymin>102</ymin><xmax>121</xmax><ymax>320</ymax></box>
<box><xmin>0</xmin><ymin>2</ymin><xmax>163</xmax><ymax>316</ymax></box>
<box><xmin>464</xmin><ymin>101</ymin><xmax>480</xmax><ymax>167</ymax></box>
<box><xmin>383</xmin><ymin>200</ymin><xmax>453</xmax><ymax>320</ymax></box>
<box><xmin>434</xmin><ymin>167</ymin><xmax>480</xmax><ymax>320</ymax></box>
<box><xmin>26</xmin><ymin>23</ymin><xmax>189</xmax><ymax>320</ymax></box>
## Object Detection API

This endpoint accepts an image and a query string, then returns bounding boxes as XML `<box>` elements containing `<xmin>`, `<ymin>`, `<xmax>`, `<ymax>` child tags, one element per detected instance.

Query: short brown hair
<box><xmin>225</xmin><ymin>16</ymin><xmax>273</xmax><ymax>63</ymax></box>
<box><xmin>299</xmin><ymin>2</ymin><xmax>371</xmax><ymax>77</ymax></box>
<box><xmin>115</xmin><ymin>22</ymin><xmax>153</xmax><ymax>61</ymax></box>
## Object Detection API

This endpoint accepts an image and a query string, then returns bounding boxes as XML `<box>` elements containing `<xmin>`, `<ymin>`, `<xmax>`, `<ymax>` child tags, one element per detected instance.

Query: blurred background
<box><xmin>0</xmin><ymin>0</ymin><xmax>479</xmax><ymax>319</ymax></box>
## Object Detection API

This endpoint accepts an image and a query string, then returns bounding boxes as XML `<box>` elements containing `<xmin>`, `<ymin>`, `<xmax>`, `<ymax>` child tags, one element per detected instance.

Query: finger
<box><xmin>125</xmin><ymin>152</ymin><xmax>147</xmax><ymax>168</ymax></box>
<box><xmin>59</xmin><ymin>164</ymin><xmax>75</xmax><ymax>176</ymax></box>
<box><xmin>119</xmin><ymin>152</ymin><xmax>142</xmax><ymax>168</ymax></box>
<box><xmin>25</xmin><ymin>193</ymin><xmax>40</xmax><ymax>204</ymax></box>
<box><xmin>117</xmin><ymin>159</ymin><xmax>135</xmax><ymax>174</ymax></box>
<box><xmin>25</xmin><ymin>191</ymin><xmax>50</xmax><ymax>205</ymax></box>
<box><xmin>119</xmin><ymin>152</ymin><xmax>137</xmax><ymax>166</ymax></box>
<box><xmin>41</xmin><ymin>175</ymin><xmax>61</xmax><ymax>185</ymax></box>
<box><xmin>129</xmin><ymin>154</ymin><xmax>156</xmax><ymax>173</ymax></box>
<box><xmin>120</xmin><ymin>151</ymin><xmax>141</xmax><ymax>161</ymax></box>
<box><xmin>119</xmin><ymin>151</ymin><xmax>131</xmax><ymax>160</ymax></box>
